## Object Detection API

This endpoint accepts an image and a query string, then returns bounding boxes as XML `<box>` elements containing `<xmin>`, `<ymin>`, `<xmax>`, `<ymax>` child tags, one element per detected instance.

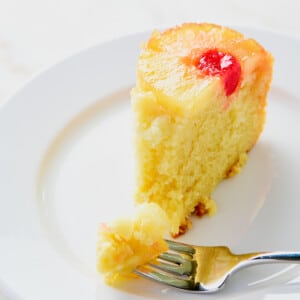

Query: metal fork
<box><xmin>134</xmin><ymin>239</ymin><xmax>300</xmax><ymax>293</ymax></box>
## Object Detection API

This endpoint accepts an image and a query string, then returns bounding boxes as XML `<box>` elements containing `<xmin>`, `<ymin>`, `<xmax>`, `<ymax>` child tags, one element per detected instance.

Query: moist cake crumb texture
<box><xmin>132</xmin><ymin>22</ymin><xmax>273</xmax><ymax>236</ymax></box>
<box><xmin>97</xmin><ymin>22</ymin><xmax>273</xmax><ymax>283</ymax></box>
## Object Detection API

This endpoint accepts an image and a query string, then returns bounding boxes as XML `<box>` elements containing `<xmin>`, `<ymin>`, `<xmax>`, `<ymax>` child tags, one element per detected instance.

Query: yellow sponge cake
<box><xmin>97</xmin><ymin>23</ymin><xmax>273</xmax><ymax>283</ymax></box>
<box><xmin>97</xmin><ymin>203</ymin><xmax>169</xmax><ymax>283</ymax></box>
<box><xmin>131</xmin><ymin>23</ymin><xmax>273</xmax><ymax>237</ymax></box>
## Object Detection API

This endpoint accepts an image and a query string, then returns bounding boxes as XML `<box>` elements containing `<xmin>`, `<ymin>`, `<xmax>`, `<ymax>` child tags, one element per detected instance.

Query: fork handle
<box><xmin>251</xmin><ymin>252</ymin><xmax>300</xmax><ymax>264</ymax></box>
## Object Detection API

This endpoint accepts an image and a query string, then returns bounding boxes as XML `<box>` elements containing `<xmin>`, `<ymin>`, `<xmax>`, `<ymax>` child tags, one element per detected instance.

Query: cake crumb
<box><xmin>171</xmin><ymin>218</ymin><xmax>192</xmax><ymax>238</ymax></box>
<box><xmin>193</xmin><ymin>202</ymin><xmax>209</xmax><ymax>217</ymax></box>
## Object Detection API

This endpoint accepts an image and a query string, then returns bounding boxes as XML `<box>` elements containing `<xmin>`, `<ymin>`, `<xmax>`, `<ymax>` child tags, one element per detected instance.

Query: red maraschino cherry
<box><xmin>197</xmin><ymin>50</ymin><xmax>241</xmax><ymax>96</ymax></box>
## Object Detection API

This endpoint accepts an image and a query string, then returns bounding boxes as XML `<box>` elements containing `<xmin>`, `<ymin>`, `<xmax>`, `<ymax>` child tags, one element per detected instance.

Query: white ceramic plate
<box><xmin>1</xmin><ymin>27</ymin><xmax>300</xmax><ymax>300</ymax></box>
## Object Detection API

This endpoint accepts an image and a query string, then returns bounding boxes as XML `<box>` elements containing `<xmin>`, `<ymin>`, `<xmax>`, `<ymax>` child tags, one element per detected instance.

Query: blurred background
<box><xmin>0</xmin><ymin>0</ymin><xmax>299</xmax><ymax>103</ymax></box>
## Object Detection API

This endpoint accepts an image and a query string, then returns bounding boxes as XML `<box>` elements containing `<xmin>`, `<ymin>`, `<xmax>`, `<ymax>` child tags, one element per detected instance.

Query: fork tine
<box><xmin>165</xmin><ymin>239</ymin><xmax>195</xmax><ymax>254</ymax></box>
<box><xmin>159</xmin><ymin>252</ymin><xmax>186</xmax><ymax>264</ymax></box>
<box><xmin>150</xmin><ymin>256</ymin><xmax>194</xmax><ymax>276</ymax></box>
<box><xmin>134</xmin><ymin>265</ymin><xmax>193</xmax><ymax>290</ymax></box>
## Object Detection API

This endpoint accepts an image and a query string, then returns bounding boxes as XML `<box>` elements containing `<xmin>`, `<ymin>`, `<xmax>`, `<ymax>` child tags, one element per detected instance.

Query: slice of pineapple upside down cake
<box><xmin>97</xmin><ymin>23</ymin><xmax>273</xmax><ymax>284</ymax></box>
<box><xmin>131</xmin><ymin>23</ymin><xmax>273</xmax><ymax>237</ymax></box>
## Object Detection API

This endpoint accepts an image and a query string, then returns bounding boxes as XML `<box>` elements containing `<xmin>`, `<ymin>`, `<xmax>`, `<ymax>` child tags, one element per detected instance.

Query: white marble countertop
<box><xmin>0</xmin><ymin>0</ymin><xmax>299</xmax><ymax>104</ymax></box>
